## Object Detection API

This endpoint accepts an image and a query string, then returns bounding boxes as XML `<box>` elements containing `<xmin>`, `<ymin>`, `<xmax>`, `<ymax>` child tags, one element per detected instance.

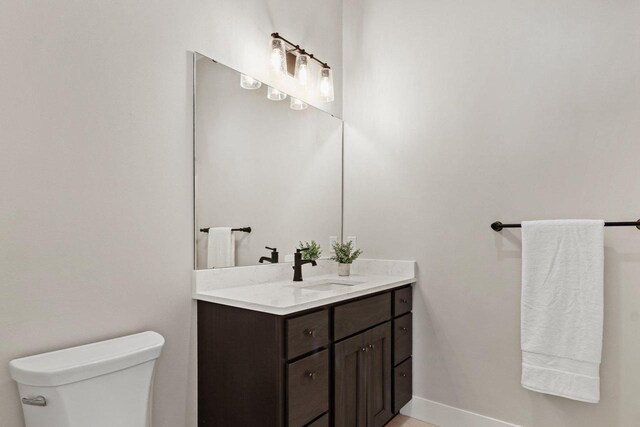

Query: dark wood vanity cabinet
<box><xmin>198</xmin><ymin>284</ymin><xmax>413</xmax><ymax>427</ymax></box>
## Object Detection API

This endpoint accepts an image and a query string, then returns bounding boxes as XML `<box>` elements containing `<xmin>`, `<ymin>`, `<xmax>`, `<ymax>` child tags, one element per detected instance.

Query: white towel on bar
<box><xmin>207</xmin><ymin>227</ymin><xmax>235</xmax><ymax>268</ymax></box>
<box><xmin>521</xmin><ymin>219</ymin><xmax>604</xmax><ymax>403</ymax></box>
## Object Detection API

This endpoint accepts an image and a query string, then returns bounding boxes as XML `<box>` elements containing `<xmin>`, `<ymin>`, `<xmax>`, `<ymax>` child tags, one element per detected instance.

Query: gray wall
<box><xmin>0</xmin><ymin>1</ymin><xmax>342</xmax><ymax>426</ymax></box>
<box><xmin>343</xmin><ymin>0</ymin><xmax>640</xmax><ymax>426</ymax></box>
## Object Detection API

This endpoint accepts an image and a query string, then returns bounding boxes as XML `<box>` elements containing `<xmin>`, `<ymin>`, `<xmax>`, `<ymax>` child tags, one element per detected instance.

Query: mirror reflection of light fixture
<box><xmin>290</xmin><ymin>97</ymin><xmax>308</xmax><ymax>110</ymax></box>
<box><xmin>240</xmin><ymin>74</ymin><xmax>262</xmax><ymax>90</ymax></box>
<box><xmin>267</xmin><ymin>86</ymin><xmax>287</xmax><ymax>101</ymax></box>
<box><xmin>294</xmin><ymin>54</ymin><xmax>309</xmax><ymax>86</ymax></box>
<box><xmin>318</xmin><ymin>67</ymin><xmax>334</xmax><ymax>102</ymax></box>
<box><xmin>270</xmin><ymin>37</ymin><xmax>287</xmax><ymax>75</ymax></box>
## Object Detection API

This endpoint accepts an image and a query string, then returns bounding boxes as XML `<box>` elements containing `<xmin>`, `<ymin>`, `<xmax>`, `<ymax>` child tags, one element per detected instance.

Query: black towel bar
<box><xmin>200</xmin><ymin>227</ymin><xmax>252</xmax><ymax>233</ymax></box>
<box><xmin>491</xmin><ymin>220</ymin><xmax>640</xmax><ymax>232</ymax></box>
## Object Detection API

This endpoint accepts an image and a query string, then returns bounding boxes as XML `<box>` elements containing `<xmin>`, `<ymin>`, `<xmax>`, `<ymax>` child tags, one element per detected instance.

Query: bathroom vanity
<box><xmin>194</xmin><ymin>260</ymin><xmax>415</xmax><ymax>427</ymax></box>
<box><xmin>192</xmin><ymin>52</ymin><xmax>414</xmax><ymax>426</ymax></box>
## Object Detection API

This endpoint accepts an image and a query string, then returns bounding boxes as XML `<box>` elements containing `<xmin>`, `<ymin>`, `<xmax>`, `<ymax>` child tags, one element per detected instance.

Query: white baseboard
<box><xmin>400</xmin><ymin>396</ymin><xmax>520</xmax><ymax>427</ymax></box>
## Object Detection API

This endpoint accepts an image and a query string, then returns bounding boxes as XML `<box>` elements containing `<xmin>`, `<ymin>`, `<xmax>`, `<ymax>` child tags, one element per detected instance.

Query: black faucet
<box><xmin>292</xmin><ymin>247</ymin><xmax>317</xmax><ymax>282</ymax></box>
<box><xmin>259</xmin><ymin>246</ymin><xmax>279</xmax><ymax>264</ymax></box>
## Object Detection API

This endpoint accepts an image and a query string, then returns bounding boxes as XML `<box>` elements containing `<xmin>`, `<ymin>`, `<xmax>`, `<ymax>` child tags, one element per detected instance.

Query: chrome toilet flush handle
<box><xmin>22</xmin><ymin>396</ymin><xmax>47</xmax><ymax>407</ymax></box>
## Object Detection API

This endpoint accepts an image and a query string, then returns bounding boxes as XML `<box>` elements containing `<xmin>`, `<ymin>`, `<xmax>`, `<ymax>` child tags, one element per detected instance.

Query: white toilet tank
<box><xmin>9</xmin><ymin>331</ymin><xmax>164</xmax><ymax>427</ymax></box>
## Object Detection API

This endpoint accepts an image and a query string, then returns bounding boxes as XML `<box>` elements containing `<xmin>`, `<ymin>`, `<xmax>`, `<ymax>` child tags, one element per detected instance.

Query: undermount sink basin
<box><xmin>296</xmin><ymin>278</ymin><xmax>364</xmax><ymax>291</ymax></box>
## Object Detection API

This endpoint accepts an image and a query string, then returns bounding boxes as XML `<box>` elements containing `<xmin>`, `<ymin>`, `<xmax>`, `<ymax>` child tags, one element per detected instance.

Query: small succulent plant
<box><xmin>330</xmin><ymin>241</ymin><xmax>362</xmax><ymax>264</ymax></box>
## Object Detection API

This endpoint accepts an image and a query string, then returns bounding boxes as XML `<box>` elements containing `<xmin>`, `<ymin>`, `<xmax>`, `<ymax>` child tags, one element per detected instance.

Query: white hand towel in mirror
<box><xmin>521</xmin><ymin>219</ymin><xmax>604</xmax><ymax>403</ymax></box>
<box><xmin>207</xmin><ymin>227</ymin><xmax>235</xmax><ymax>268</ymax></box>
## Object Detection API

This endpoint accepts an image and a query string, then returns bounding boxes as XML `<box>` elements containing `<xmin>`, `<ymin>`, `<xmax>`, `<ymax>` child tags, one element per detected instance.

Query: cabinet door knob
<box><xmin>368</xmin><ymin>344</ymin><xmax>375</xmax><ymax>349</ymax></box>
<box><xmin>304</xmin><ymin>329</ymin><xmax>316</xmax><ymax>337</ymax></box>
<box><xmin>401</xmin><ymin>327</ymin><xmax>408</xmax><ymax>332</ymax></box>
<box><xmin>361</xmin><ymin>347</ymin><xmax>368</xmax><ymax>352</ymax></box>
<box><xmin>306</xmin><ymin>371</ymin><xmax>317</xmax><ymax>380</ymax></box>
<box><xmin>400</xmin><ymin>373</ymin><xmax>407</xmax><ymax>378</ymax></box>
<box><xmin>400</xmin><ymin>298</ymin><xmax>408</xmax><ymax>304</ymax></box>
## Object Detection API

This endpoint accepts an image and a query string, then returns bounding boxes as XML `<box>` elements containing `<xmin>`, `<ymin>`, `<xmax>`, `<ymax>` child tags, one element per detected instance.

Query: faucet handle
<box><xmin>265</xmin><ymin>246</ymin><xmax>277</xmax><ymax>252</ymax></box>
<box><xmin>297</xmin><ymin>247</ymin><xmax>310</xmax><ymax>253</ymax></box>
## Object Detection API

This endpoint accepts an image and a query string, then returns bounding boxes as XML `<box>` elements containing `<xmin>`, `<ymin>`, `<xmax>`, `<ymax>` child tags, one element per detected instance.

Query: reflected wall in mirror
<box><xmin>194</xmin><ymin>52</ymin><xmax>343</xmax><ymax>269</ymax></box>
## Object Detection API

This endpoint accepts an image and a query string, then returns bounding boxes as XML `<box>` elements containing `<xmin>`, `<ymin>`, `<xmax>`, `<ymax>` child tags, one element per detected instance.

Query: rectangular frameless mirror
<box><xmin>193</xmin><ymin>52</ymin><xmax>343</xmax><ymax>269</ymax></box>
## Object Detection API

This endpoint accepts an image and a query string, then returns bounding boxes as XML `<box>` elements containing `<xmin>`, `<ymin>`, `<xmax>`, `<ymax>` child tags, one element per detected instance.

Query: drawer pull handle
<box><xmin>304</xmin><ymin>329</ymin><xmax>316</xmax><ymax>337</ymax></box>
<box><xmin>400</xmin><ymin>298</ymin><xmax>409</xmax><ymax>304</ymax></box>
<box><xmin>401</xmin><ymin>327</ymin><xmax>409</xmax><ymax>332</ymax></box>
<box><xmin>400</xmin><ymin>373</ymin><xmax>407</xmax><ymax>378</ymax></box>
<box><xmin>368</xmin><ymin>344</ymin><xmax>375</xmax><ymax>349</ymax></box>
<box><xmin>306</xmin><ymin>371</ymin><xmax>318</xmax><ymax>380</ymax></box>
<box><xmin>22</xmin><ymin>396</ymin><xmax>46</xmax><ymax>407</ymax></box>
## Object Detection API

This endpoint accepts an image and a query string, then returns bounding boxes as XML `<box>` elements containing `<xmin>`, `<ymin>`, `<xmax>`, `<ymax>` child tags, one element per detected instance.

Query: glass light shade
<box><xmin>294</xmin><ymin>54</ymin><xmax>310</xmax><ymax>85</ymax></box>
<box><xmin>318</xmin><ymin>67</ymin><xmax>334</xmax><ymax>102</ymax></box>
<box><xmin>270</xmin><ymin>38</ymin><xmax>287</xmax><ymax>75</ymax></box>
<box><xmin>240</xmin><ymin>74</ymin><xmax>261</xmax><ymax>90</ymax></box>
<box><xmin>267</xmin><ymin>86</ymin><xmax>287</xmax><ymax>101</ymax></box>
<box><xmin>290</xmin><ymin>97</ymin><xmax>308</xmax><ymax>110</ymax></box>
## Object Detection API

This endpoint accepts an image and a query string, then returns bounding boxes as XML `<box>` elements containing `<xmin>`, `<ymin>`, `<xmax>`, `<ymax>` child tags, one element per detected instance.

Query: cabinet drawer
<box><xmin>393</xmin><ymin>313</ymin><xmax>412</xmax><ymax>365</ymax></box>
<box><xmin>393</xmin><ymin>357</ymin><xmax>412</xmax><ymax>412</ymax></box>
<box><xmin>287</xmin><ymin>310</ymin><xmax>330</xmax><ymax>359</ymax></box>
<box><xmin>306</xmin><ymin>413</ymin><xmax>328</xmax><ymax>427</ymax></box>
<box><xmin>288</xmin><ymin>350</ymin><xmax>329</xmax><ymax>427</ymax></box>
<box><xmin>334</xmin><ymin>293</ymin><xmax>391</xmax><ymax>341</ymax></box>
<box><xmin>393</xmin><ymin>287</ymin><xmax>412</xmax><ymax>317</ymax></box>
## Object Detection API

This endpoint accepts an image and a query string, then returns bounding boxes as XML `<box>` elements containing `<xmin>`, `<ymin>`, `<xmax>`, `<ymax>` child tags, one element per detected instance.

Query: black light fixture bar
<box><xmin>271</xmin><ymin>32</ymin><xmax>330</xmax><ymax>69</ymax></box>
<box><xmin>491</xmin><ymin>220</ymin><xmax>640</xmax><ymax>232</ymax></box>
<box><xmin>200</xmin><ymin>227</ymin><xmax>252</xmax><ymax>233</ymax></box>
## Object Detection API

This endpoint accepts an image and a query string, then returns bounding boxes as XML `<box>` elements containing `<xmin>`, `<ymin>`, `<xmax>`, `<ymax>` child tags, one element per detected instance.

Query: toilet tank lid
<box><xmin>9</xmin><ymin>331</ymin><xmax>164</xmax><ymax>387</ymax></box>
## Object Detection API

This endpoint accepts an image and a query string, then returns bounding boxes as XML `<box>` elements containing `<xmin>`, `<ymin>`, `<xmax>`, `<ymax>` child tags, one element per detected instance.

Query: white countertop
<box><xmin>192</xmin><ymin>259</ymin><xmax>415</xmax><ymax>315</ymax></box>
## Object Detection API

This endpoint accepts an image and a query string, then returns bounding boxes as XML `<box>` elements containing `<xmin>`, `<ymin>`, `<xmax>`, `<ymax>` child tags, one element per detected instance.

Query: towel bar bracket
<box><xmin>491</xmin><ymin>221</ymin><xmax>504</xmax><ymax>231</ymax></box>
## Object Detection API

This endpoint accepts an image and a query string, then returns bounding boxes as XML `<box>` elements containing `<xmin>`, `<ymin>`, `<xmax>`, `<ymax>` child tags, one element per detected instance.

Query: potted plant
<box><xmin>331</xmin><ymin>241</ymin><xmax>362</xmax><ymax>276</ymax></box>
<box><xmin>298</xmin><ymin>240</ymin><xmax>322</xmax><ymax>261</ymax></box>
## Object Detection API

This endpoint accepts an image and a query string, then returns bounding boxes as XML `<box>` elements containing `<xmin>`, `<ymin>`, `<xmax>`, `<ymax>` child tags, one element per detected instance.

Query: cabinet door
<box><xmin>334</xmin><ymin>332</ymin><xmax>367</xmax><ymax>427</ymax></box>
<box><xmin>365</xmin><ymin>322</ymin><xmax>393</xmax><ymax>427</ymax></box>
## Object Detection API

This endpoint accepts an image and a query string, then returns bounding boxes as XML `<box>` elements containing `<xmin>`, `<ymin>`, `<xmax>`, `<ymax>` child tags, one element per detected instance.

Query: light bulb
<box><xmin>295</xmin><ymin>54</ymin><xmax>309</xmax><ymax>86</ymax></box>
<box><xmin>290</xmin><ymin>97</ymin><xmax>308</xmax><ymax>110</ymax></box>
<box><xmin>318</xmin><ymin>67</ymin><xmax>334</xmax><ymax>102</ymax></box>
<box><xmin>240</xmin><ymin>74</ymin><xmax>261</xmax><ymax>90</ymax></box>
<box><xmin>270</xmin><ymin>38</ymin><xmax>286</xmax><ymax>75</ymax></box>
<box><xmin>267</xmin><ymin>86</ymin><xmax>287</xmax><ymax>101</ymax></box>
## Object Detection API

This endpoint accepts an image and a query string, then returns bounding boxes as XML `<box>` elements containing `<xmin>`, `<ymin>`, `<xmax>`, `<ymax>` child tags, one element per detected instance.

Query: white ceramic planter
<box><xmin>338</xmin><ymin>263</ymin><xmax>351</xmax><ymax>276</ymax></box>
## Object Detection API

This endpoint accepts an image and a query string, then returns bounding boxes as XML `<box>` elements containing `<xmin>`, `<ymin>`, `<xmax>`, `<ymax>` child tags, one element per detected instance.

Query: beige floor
<box><xmin>387</xmin><ymin>414</ymin><xmax>439</xmax><ymax>427</ymax></box>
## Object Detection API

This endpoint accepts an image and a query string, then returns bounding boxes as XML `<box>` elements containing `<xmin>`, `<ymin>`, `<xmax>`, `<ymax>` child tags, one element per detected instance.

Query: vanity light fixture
<box><xmin>270</xmin><ymin>33</ymin><xmax>335</xmax><ymax>103</ymax></box>
<box><xmin>240</xmin><ymin>73</ymin><xmax>261</xmax><ymax>90</ymax></box>
<box><xmin>267</xmin><ymin>86</ymin><xmax>287</xmax><ymax>101</ymax></box>
<box><xmin>290</xmin><ymin>97</ymin><xmax>308</xmax><ymax>110</ymax></box>
<box><xmin>269</xmin><ymin>37</ymin><xmax>287</xmax><ymax>75</ymax></box>
<box><xmin>294</xmin><ymin>53</ymin><xmax>309</xmax><ymax>86</ymax></box>
<box><xmin>318</xmin><ymin>67</ymin><xmax>334</xmax><ymax>102</ymax></box>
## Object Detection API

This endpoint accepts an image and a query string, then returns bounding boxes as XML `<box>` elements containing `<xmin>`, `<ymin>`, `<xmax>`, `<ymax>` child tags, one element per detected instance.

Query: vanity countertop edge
<box><xmin>192</xmin><ymin>259</ymin><xmax>416</xmax><ymax>315</ymax></box>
